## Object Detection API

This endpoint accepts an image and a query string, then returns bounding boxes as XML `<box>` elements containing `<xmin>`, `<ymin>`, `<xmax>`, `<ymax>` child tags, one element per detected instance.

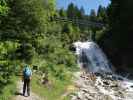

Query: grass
<box><xmin>31</xmin><ymin>72</ymin><xmax>75</xmax><ymax>100</ymax></box>
<box><xmin>0</xmin><ymin>76</ymin><xmax>17</xmax><ymax>100</ymax></box>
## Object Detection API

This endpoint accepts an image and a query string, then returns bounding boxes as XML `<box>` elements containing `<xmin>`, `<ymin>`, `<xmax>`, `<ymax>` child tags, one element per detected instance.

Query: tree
<box><xmin>89</xmin><ymin>9</ymin><xmax>97</xmax><ymax>22</ymax></box>
<box><xmin>79</xmin><ymin>7</ymin><xmax>85</xmax><ymax>19</ymax></box>
<box><xmin>67</xmin><ymin>3</ymin><xmax>85</xmax><ymax>19</ymax></box>
<box><xmin>59</xmin><ymin>8</ymin><xmax>66</xmax><ymax>17</ymax></box>
<box><xmin>0</xmin><ymin>0</ymin><xmax>9</xmax><ymax>16</ymax></box>
<box><xmin>67</xmin><ymin>3</ymin><xmax>76</xmax><ymax>19</ymax></box>
<box><xmin>97</xmin><ymin>5</ymin><xmax>107</xmax><ymax>23</ymax></box>
<box><xmin>98</xmin><ymin>0</ymin><xmax>133</xmax><ymax>70</ymax></box>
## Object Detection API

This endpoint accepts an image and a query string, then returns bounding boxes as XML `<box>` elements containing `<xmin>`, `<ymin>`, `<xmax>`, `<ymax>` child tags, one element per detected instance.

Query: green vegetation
<box><xmin>0</xmin><ymin>76</ymin><xmax>17</xmax><ymax>100</ymax></box>
<box><xmin>0</xmin><ymin>0</ymin><xmax>77</xmax><ymax>98</ymax></box>
<box><xmin>31</xmin><ymin>73</ymin><xmax>73</xmax><ymax>100</ymax></box>
<box><xmin>98</xmin><ymin>0</ymin><xmax>133</xmax><ymax>71</ymax></box>
<box><xmin>0</xmin><ymin>0</ymin><xmax>9</xmax><ymax>16</ymax></box>
<box><xmin>0</xmin><ymin>0</ymin><xmax>132</xmax><ymax>99</ymax></box>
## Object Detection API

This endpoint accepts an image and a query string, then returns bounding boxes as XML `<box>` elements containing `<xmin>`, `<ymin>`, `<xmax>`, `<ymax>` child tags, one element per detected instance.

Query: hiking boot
<box><xmin>22</xmin><ymin>93</ymin><xmax>25</xmax><ymax>96</ymax></box>
<box><xmin>27</xmin><ymin>93</ymin><xmax>30</xmax><ymax>96</ymax></box>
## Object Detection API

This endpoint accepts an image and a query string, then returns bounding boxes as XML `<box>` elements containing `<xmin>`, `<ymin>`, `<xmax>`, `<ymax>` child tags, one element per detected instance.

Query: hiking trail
<box><xmin>15</xmin><ymin>80</ymin><xmax>42</xmax><ymax>100</ymax></box>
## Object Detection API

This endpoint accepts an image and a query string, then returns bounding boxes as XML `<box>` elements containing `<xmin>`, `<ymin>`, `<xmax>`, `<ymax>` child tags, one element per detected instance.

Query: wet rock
<box><xmin>103</xmin><ymin>81</ymin><xmax>110</xmax><ymax>85</ymax></box>
<box><xmin>117</xmin><ymin>77</ymin><xmax>123</xmax><ymax>81</ymax></box>
<box><xmin>77</xmin><ymin>91</ymin><xmax>85</xmax><ymax>99</ymax></box>
<box><xmin>81</xmin><ymin>88</ymin><xmax>89</xmax><ymax>93</ymax></box>
<box><xmin>71</xmin><ymin>71</ymin><xmax>133</xmax><ymax>100</ymax></box>
<box><xmin>103</xmin><ymin>95</ymin><xmax>113</xmax><ymax>100</ymax></box>
<box><xmin>71</xmin><ymin>96</ymin><xmax>78</xmax><ymax>100</ymax></box>
<box><xmin>84</xmin><ymin>93</ymin><xmax>93</xmax><ymax>100</ymax></box>
<box><xmin>130</xmin><ymin>85</ymin><xmax>133</xmax><ymax>88</ymax></box>
<box><xmin>110</xmin><ymin>84</ymin><xmax>118</xmax><ymax>88</ymax></box>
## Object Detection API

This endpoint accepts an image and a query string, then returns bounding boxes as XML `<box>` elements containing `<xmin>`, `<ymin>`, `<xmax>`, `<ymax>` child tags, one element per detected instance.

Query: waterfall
<box><xmin>73</xmin><ymin>41</ymin><xmax>113</xmax><ymax>73</ymax></box>
<box><xmin>72</xmin><ymin>41</ymin><xmax>133</xmax><ymax>100</ymax></box>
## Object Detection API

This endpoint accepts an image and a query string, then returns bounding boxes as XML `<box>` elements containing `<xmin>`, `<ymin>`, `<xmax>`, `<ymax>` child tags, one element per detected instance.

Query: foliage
<box><xmin>0</xmin><ymin>0</ymin><xmax>61</xmax><ymax>95</ymax></box>
<box><xmin>0</xmin><ymin>76</ymin><xmax>17</xmax><ymax>100</ymax></box>
<box><xmin>0</xmin><ymin>0</ymin><xmax>9</xmax><ymax>16</ymax></box>
<box><xmin>98</xmin><ymin>0</ymin><xmax>133</xmax><ymax>70</ymax></box>
<box><xmin>0</xmin><ymin>41</ymin><xmax>19</xmax><ymax>85</ymax></box>
<box><xmin>97</xmin><ymin>5</ymin><xmax>107</xmax><ymax>23</ymax></box>
<box><xmin>0</xmin><ymin>0</ymin><xmax>118</xmax><ymax>98</ymax></box>
<box><xmin>31</xmin><ymin>74</ymin><xmax>73</xmax><ymax>100</ymax></box>
<box><xmin>0</xmin><ymin>1</ymin><xmax>108</xmax><ymax>90</ymax></box>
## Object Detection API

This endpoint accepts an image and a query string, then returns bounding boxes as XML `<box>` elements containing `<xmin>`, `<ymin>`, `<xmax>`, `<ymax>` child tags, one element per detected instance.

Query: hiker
<box><xmin>22</xmin><ymin>64</ymin><xmax>32</xmax><ymax>96</ymax></box>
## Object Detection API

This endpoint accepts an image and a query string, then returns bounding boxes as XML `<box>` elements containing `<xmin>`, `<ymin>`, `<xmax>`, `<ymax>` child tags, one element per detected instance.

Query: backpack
<box><xmin>23</xmin><ymin>66</ymin><xmax>32</xmax><ymax>79</ymax></box>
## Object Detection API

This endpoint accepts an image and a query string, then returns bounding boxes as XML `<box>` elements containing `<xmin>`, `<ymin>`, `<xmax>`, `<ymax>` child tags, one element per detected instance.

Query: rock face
<box><xmin>71</xmin><ymin>72</ymin><xmax>133</xmax><ymax>100</ymax></box>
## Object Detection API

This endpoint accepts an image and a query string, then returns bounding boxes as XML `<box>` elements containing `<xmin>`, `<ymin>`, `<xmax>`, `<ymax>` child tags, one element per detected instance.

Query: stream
<box><xmin>71</xmin><ymin>41</ymin><xmax>133</xmax><ymax>100</ymax></box>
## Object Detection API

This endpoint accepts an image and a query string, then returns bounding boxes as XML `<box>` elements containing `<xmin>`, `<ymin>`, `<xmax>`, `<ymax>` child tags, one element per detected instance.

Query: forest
<box><xmin>0</xmin><ymin>0</ymin><xmax>133</xmax><ymax>99</ymax></box>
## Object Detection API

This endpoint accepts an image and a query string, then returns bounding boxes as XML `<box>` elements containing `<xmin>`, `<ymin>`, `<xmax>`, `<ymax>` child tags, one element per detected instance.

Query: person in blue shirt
<box><xmin>22</xmin><ymin>64</ymin><xmax>32</xmax><ymax>96</ymax></box>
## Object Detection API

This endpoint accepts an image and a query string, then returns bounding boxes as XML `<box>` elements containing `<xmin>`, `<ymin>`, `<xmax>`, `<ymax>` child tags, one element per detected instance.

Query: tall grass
<box><xmin>31</xmin><ymin>72</ymin><xmax>73</xmax><ymax>100</ymax></box>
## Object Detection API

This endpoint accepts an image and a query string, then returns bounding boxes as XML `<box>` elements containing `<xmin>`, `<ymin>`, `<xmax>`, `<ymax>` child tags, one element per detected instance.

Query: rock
<box><xmin>103</xmin><ymin>95</ymin><xmax>113</xmax><ymax>100</ymax></box>
<box><xmin>81</xmin><ymin>88</ymin><xmax>89</xmax><ymax>93</ymax></box>
<box><xmin>117</xmin><ymin>77</ymin><xmax>123</xmax><ymax>81</ymax></box>
<box><xmin>71</xmin><ymin>96</ymin><xmax>78</xmax><ymax>100</ymax></box>
<box><xmin>95</xmin><ymin>72</ymin><xmax>102</xmax><ymax>76</ymax></box>
<box><xmin>130</xmin><ymin>85</ymin><xmax>133</xmax><ymax>88</ymax></box>
<box><xmin>103</xmin><ymin>81</ymin><xmax>110</xmax><ymax>85</ymax></box>
<box><xmin>77</xmin><ymin>91</ymin><xmax>85</xmax><ymax>99</ymax></box>
<box><xmin>72</xmin><ymin>71</ymin><xmax>133</xmax><ymax>100</ymax></box>
<box><xmin>110</xmin><ymin>84</ymin><xmax>118</xmax><ymax>88</ymax></box>
<box><xmin>84</xmin><ymin>93</ymin><xmax>93</xmax><ymax>100</ymax></box>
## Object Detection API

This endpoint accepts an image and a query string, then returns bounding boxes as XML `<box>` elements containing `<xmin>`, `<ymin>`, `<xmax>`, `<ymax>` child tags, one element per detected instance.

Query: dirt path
<box><xmin>15</xmin><ymin>80</ymin><xmax>42</xmax><ymax>100</ymax></box>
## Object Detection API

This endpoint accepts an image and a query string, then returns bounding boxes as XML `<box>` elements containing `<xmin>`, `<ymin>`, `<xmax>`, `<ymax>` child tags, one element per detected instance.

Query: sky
<box><xmin>56</xmin><ymin>0</ymin><xmax>110</xmax><ymax>15</ymax></box>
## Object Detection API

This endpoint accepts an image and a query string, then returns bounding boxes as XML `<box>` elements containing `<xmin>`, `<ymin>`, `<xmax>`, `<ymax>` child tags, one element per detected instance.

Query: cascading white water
<box><xmin>72</xmin><ymin>41</ymin><xmax>133</xmax><ymax>100</ymax></box>
<box><xmin>73</xmin><ymin>41</ymin><xmax>113</xmax><ymax>73</ymax></box>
